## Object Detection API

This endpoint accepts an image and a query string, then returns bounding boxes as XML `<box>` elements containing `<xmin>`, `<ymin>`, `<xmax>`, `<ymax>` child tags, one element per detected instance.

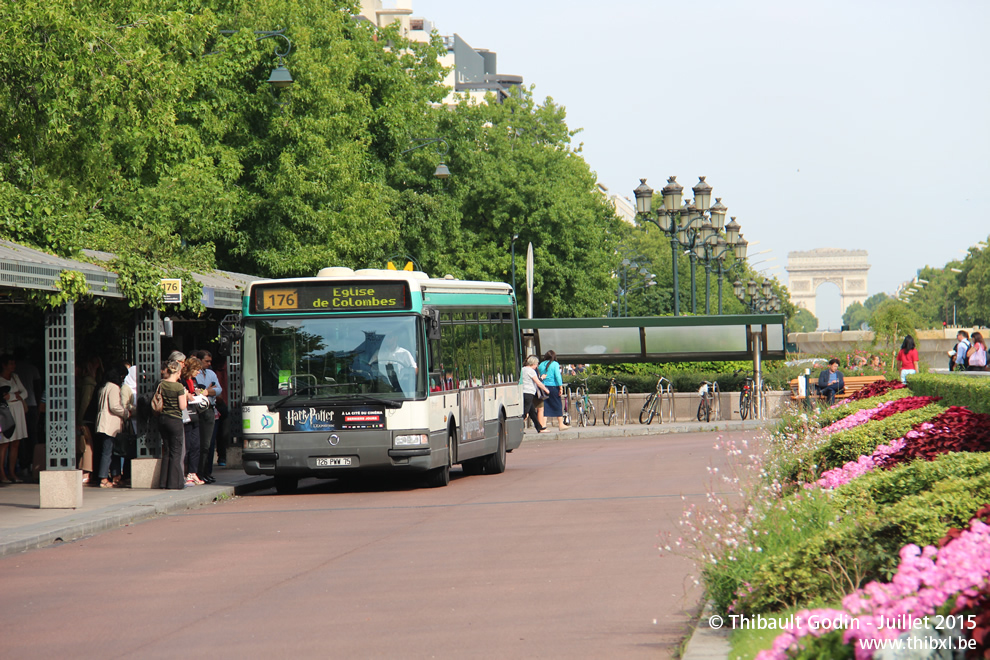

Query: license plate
<box><xmin>315</xmin><ymin>457</ymin><xmax>351</xmax><ymax>467</ymax></box>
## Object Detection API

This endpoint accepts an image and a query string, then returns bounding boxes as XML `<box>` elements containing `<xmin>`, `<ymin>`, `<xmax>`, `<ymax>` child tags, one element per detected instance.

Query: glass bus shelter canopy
<box><xmin>519</xmin><ymin>315</ymin><xmax>786</xmax><ymax>364</ymax></box>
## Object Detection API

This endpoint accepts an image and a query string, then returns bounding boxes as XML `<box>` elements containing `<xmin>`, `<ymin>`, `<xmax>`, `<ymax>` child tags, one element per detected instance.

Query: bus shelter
<box><xmin>0</xmin><ymin>239</ymin><xmax>255</xmax><ymax>507</ymax></box>
<box><xmin>519</xmin><ymin>314</ymin><xmax>786</xmax><ymax>364</ymax></box>
<box><xmin>518</xmin><ymin>314</ymin><xmax>787</xmax><ymax>419</ymax></box>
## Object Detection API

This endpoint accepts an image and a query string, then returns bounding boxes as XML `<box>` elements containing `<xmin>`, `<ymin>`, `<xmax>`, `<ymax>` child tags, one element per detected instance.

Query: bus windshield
<box><xmin>248</xmin><ymin>315</ymin><xmax>425</xmax><ymax>401</ymax></box>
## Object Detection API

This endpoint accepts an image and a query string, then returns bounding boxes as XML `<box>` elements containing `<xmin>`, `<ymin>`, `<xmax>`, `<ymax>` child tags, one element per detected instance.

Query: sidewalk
<box><xmin>0</xmin><ymin>468</ymin><xmax>273</xmax><ymax>558</ymax></box>
<box><xmin>0</xmin><ymin>417</ymin><xmax>768</xmax><ymax>563</ymax></box>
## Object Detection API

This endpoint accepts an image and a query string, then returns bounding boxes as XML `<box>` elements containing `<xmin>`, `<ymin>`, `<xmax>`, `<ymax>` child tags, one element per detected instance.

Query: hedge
<box><xmin>905</xmin><ymin>373</ymin><xmax>990</xmax><ymax>415</ymax></box>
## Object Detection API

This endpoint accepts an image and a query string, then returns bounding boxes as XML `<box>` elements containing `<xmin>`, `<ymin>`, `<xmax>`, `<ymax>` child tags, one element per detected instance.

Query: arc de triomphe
<box><xmin>786</xmin><ymin>248</ymin><xmax>870</xmax><ymax>317</ymax></box>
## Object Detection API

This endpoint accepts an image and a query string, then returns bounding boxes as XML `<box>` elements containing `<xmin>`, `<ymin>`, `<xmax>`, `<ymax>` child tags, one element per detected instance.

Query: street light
<box><xmin>510</xmin><ymin>233</ymin><xmax>520</xmax><ymax>295</ymax></box>
<box><xmin>218</xmin><ymin>28</ymin><xmax>294</xmax><ymax>95</ymax></box>
<box><xmin>733</xmin><ymin>278</ymin><xmax>780</xmax><ymax>314</ymax></box>
<box><xmin>401</xmin><ymin>137</ymin><xmax>451</xmax><ymax>179</ymax></box>
<box><xmin>634</xmin><ymin>176</ymin><xmax>742</xmax><ymax>316</ymax></box>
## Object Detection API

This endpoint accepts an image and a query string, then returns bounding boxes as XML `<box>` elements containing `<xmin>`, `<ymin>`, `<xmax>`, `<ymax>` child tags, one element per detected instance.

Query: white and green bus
<box><xmin>240</xmin><ymin>267</ymin><xmax>524</xmax><ymax>493</ymax></box>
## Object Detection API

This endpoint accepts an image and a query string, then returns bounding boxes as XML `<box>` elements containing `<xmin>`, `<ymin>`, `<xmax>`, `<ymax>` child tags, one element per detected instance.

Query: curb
<box><xmin>525</xmin><ymin>419</ymin><xmax>769</xmax><ymax>442</ymax></box>
<box><xmin>0</xmin><ymin>477</ymin><xmax>274</xmax><ymax>558</ymax></box>
<box><xmin>682</xmin><ymin>601</ymin><xmax>732</xmax><ymax>660</ymax></box>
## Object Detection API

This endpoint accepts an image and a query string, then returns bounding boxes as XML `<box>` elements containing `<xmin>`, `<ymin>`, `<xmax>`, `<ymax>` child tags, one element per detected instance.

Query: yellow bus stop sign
<box><xmin>387</xmin><ymin>261</ymin><xmax>415</xmax><ymax>271</ymax></box>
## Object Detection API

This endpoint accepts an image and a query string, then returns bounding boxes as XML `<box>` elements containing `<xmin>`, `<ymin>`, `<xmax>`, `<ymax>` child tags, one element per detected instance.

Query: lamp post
<box><xmin>510</xmin><ymin>233</ymin><xmax>519</xmax><ymax>295</ymax></box>
<box><xmin>401</xmin><ymin>137</ymin><xmax>451</xmax><ymax>179</ymax></box>
<box><xmin>218</xmin><ymin>28</ymin><xmax>294</xmax><ymax>96</ymax></box>
<box><xmin>634</xmin><ymin>176</ymin><xmax>740</xmax><ymax>316</ymax></box>
<box><xmin>733</xmin><ymin>278</ymin><xmax>781</xmax><ymax>314</ymax></box>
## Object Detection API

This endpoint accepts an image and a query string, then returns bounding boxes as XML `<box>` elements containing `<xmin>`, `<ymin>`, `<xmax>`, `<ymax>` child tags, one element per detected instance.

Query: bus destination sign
<box><xmin>252</xmin><ymin>281</ymin><xmax>411</xmax><ymax>314</ymax></box>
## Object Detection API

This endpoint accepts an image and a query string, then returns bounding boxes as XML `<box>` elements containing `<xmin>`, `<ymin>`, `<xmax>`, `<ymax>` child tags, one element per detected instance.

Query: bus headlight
<box><xmin>393</xmin><ymin>434</ymin><xmax>429</xmax><ymax>447</ymax></box>
<box><xmin>245</xmin><ymin>438</ymin><xmax>273</xmax><ymax>450</ymax></box>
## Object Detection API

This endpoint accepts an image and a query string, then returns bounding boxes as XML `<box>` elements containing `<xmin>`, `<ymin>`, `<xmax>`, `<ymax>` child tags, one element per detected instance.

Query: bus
<box><xmin>239</xmin><ymin>267</ymin><xmax>525</xmax><ymax>493</ymax></box>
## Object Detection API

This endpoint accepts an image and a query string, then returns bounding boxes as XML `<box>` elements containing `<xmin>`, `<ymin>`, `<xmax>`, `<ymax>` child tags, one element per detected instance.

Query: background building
<box><xmin>358</xmin><ymin>0</ymin><xmax>523</xmax><ymax>104</ymax></box>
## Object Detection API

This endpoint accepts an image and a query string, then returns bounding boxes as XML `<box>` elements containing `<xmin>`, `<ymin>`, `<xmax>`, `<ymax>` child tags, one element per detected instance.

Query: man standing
<box><xmin>193</xmin><ymin>350</ymin><xmax>222</xmax><ymax>483</ymax></box>
<box><xmin>817</xmin><ymin>358</ymin><xmax>845</xmax><ymax>405</ymax></box>
<box><xmin>950</xmin><ymin>330</ymin><xmax>970</xmax><ymax>371</ymax></box>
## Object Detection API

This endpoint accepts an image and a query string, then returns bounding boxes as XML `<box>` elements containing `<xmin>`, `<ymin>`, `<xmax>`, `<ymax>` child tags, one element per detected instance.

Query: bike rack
<box><xmin>659</xmin><ymin>382</ymin><xmax>674</xmax><ymax>423</ymax></box>
<box><xmin>618</xmin><ymin>385</ymin><xmax>629</xmax><ymax>425</ymax></box>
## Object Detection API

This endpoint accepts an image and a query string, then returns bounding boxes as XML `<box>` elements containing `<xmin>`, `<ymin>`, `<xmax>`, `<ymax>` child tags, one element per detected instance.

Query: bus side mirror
<box><xmin>426</xmin><ymin>309</ymin><xmax>441</xmax><ymax>340</ymax></box>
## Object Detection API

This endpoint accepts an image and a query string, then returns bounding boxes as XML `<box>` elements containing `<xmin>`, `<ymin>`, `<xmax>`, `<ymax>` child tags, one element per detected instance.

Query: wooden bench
<box><xmin>789</xmin><ymin>374</ymin><xmax>886</xmax><ymax>403</ymax></box>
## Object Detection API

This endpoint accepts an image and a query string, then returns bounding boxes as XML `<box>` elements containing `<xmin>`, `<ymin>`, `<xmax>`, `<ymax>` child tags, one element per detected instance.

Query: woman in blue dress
<box><xmin>538</xmin><ymin>350</ymin><xmax>570</xmax><ymax>431</ymax></box>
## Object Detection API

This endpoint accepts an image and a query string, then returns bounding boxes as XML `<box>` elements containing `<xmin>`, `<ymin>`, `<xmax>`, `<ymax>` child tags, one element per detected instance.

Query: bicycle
<box><xmin>734</xmin><ymin>369</ymin><xmax>768</xmax><ymax>420</ymax></box>
<box><xmin>573</xmin><ymin>377</ymin><xmax>597</xmax><ymax>427</ymax></box>
<box><xmin>602</xmin><ymin>377</ymin><xmax>627</xmax><ymax>426</ymax></box>
<box><xmin>639</xmin><ymin>373</ymin><xmax>671</xmax><ymax>424</ymax></box>
<box><xmin>697</xmin><ymin>379</ymin><xmax>719</xmax><ymax>422</ymax></box>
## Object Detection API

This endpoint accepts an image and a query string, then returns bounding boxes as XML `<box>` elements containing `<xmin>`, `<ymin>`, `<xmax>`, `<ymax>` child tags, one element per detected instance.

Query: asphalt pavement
<box><xmin>0</xmin><ymin>417</ymin><xmax>762</xmax><ymax>658</ymax></box>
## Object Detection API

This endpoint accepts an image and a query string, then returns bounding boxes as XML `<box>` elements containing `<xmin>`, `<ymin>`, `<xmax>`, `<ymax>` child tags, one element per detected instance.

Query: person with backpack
<box><xmin>949</xmin><ymin>330</ymin><xmax>970</xmax><ymax>371</ymax></box>
<box><xmin>966</xmin><ymin>332</ymin><xmax>987</xmax><ymax>371</ymax></box>
<box><xmin>538</xmin><ymin>350</ymin><xmax>570</xmax><ymax>431</ymax></box>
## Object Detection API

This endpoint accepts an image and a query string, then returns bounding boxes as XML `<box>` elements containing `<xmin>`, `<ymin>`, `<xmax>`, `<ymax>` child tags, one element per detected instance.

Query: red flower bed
<box><xmin>885</xmin><ymin>406</ymin><xmax>990</xmax><ymax>463</ymax></box>
<box><xmin>845</xmin><ymin>379</ymin><xmax>906</xmax><ymax>402</ymax></box>
<box><xmin>868</xmin><ymin>396</ymin><xmax>941</xmax><ymax>422</ymax></box>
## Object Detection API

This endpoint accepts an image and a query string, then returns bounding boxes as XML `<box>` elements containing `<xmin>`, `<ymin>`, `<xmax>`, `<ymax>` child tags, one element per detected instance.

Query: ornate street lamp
<box><xmin>633</xmin><ymin>176</ymin><xmax>740</xmax><ymax>316</ymax></box>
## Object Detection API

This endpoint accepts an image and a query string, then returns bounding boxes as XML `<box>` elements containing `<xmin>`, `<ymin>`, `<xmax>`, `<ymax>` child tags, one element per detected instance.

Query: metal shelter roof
<box><xmin>0</xmin><ymin>239</ymin><xmax>256</xmax><ymax>310</ymax></box>
<box><xmin>519</xmin><ymin>314</ymin><xmax>787</xmax><ymax>363</ymax></box>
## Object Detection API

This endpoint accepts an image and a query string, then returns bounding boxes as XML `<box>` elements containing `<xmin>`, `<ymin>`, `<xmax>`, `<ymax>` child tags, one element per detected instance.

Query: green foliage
<box><xmin>790</xmin><ymin>308</ymin><xmax>818</xmax><ymax>332</ymax></box>
<box><xmin>0</xmin><ymin>0</ymin><xmax>624</xmax><ymax>318</ymax></box>
<box><xmin>868</xmin><ymin>300</ymin><xmax>920</xmax><ymax>356</ymax></box>
<box><xmin>840</xmin><ymin>302</ymin><xmax>870</xmax><ymax>330</ymax></box>
<box><xmin>811</xmin><ymin>389</ymin><xmax>912</xmax><ymax>428</ymax></box>
<box><xmin>723</xmin><ymin>454</ymin><xmax>990</xmax><ymax>615</ymax></box>
<box><xmin>811</xmin><ymin>403</ymin><xmax>945</xmax><ymax>476</ymax></box>
<box><xmin>24</xmin><ymin>269</ymin><xmax>93</xmax><ymax>309</ymax></box>
<box><xmin>904</xmin><ymin>373</ymin><xmax>990</xmax><ymax>415</ymax></box>
<box><xmin>573</xmin><ymin>360</ymin><xmax>794</xmax><ymax>392</ymax></box>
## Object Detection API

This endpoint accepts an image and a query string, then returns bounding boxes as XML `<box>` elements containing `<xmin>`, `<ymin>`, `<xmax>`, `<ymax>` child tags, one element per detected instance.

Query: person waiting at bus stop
<box><xmin>816</xmin><ymin>358</ymin><xmax>845</xmax><ymax>405</ymax></box>
<box><xmin>538</xmin><ymin>350</ymin><xmax>569</xmax><ymax>431</ymax></box>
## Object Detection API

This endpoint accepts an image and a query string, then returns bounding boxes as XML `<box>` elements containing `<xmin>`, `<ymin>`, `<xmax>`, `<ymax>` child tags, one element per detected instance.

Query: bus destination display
<box><xmin>252</xmin><ymin>281</ymin><xmax>410</xmax><ymax>313</ymax></box>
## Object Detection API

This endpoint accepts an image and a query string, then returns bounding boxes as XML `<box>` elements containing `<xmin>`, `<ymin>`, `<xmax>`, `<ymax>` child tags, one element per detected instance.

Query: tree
<box><xmin>790</xmin><ymin>308</ymin><xmax>818</xmax><ymax>333</ymax></box>
<box><xmin>842</xmin><ymin>302</ymin><xmax>871</xmax><ymax>330</ymax></box>
<box><xmin>870</xmin><ymin>300</ymin><xmax>921</xmax><ymax>364</ymax></box>
<box><xmin>412</xmin><ymin>88</ymin><xmax>622</xmax><ymax>318</ymax></box>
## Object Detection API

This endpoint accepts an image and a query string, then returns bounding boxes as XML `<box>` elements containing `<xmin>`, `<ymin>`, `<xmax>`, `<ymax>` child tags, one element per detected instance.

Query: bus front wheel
<box><xmin>426</xmin><ymin>431</ymin><xmax>454</xmax><ymax>488</ymax></box>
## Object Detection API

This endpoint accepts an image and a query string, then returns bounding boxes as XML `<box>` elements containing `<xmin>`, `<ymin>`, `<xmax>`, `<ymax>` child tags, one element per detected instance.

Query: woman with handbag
<box><xmin>0</xmin><ymin>354</ymin><xmax>30</xmax><ymax>483</ymax></box>
<box><xmin>520</xmin><ymin>355</ymin><xmax>549</xmax><ymax>433</ymax></box>
<box><xmin>157</xmin><ymin>356</ymin><xmax>188</xmax><ymax>490</ymax></box>
<box><xmin>93</xmin><ymin>364</ymin><xmax>130</xmax><ymax>488</ymax></box>
<box><xmin>538</xmin><ymin>350</ymin><xmax>570</xmax><ymax>431</ymax></box>
<box><xmin>181</xmin><ymin>357</ymin><xmax>209</xmax><ymax>487</ymax></box>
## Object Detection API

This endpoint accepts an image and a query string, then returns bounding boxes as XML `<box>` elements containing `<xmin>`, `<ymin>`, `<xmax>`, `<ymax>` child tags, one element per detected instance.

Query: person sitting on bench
<box><xmin>817</xmin><ymin>358</ymin><xmax>845</xmax><ymax>405</ymax></box>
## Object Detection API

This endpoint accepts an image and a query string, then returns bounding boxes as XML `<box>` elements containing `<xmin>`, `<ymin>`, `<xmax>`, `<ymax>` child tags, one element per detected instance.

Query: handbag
<box><xmin>0</xmin><ymin>400</ymin><xmax>15</xmax><ymax>439</ymax></box>
<box><xmin>535</xmin><ymin>386</ymin><xmax>548</xmax><ymax>401</ymax></box>
<box><xmin>150</xmin><ymin>384</ymin><xmax>164</xmax><ymax>416</ymax></box>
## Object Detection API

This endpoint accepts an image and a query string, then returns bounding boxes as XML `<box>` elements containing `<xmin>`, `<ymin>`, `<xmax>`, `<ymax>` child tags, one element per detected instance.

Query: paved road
<box><xmin>0</xmin><ymin>431</ymin><xmax>745</xmax><ymax>659</ymax></box>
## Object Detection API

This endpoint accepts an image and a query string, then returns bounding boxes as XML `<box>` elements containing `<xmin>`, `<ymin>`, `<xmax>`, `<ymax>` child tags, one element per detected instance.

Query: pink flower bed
<box><xmin>808</xmin><ymin>397</ymin><xmax>942</xmax><ymax>490</ymax></box>
<box><xmin>757</xmin><ymin>518</ymin><xmax>990</xmax><ymax>660</ymax></box>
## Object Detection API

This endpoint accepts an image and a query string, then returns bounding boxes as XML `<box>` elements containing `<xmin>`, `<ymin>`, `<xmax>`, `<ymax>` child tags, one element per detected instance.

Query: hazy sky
<box><xmin>411</xmin><ymin>0</ymin><xmax>990</xmax><ymax>328</ymax></box>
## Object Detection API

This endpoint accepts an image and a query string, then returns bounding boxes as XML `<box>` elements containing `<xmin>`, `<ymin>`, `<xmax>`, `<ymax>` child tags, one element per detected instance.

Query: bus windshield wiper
<box><xmin>268</xmin><ymin>383</ymin><xmax>352</xmax><ymax>410</ymax></box>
